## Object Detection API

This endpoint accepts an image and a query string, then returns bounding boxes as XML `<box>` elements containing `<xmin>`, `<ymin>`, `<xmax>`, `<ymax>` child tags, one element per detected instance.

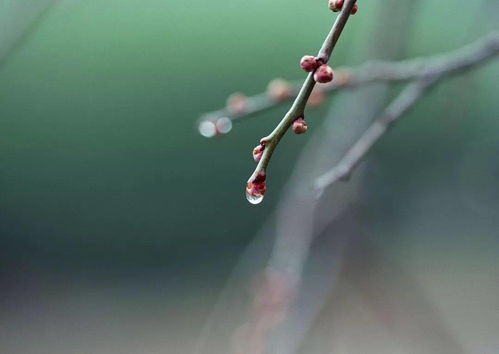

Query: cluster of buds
<box><xmin>328</xmin><ymin>0</ymin><xmax>358</xmax><ymax>14</ymax></box>
<box><xmin>299</xmin><ymin>55</ymin><xmax>334</xmax><ymax>84</ymax></box>
<box><xmin>246</xmin><ymin>171</ymin><xmax>267</xmax><ymax>204</ymax></box>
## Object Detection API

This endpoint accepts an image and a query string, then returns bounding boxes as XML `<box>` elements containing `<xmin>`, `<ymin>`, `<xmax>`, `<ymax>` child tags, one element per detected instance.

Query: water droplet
<box><xmin>246</xmin><ymin>190</ymin><xmax>264</xmax><ymax>205</ymax></box>
<box><xmin>215</xmin><ymin>117</ymin><xmax>232</xmax><ymax>134</ymax></box>
<box><xmin>198</xmin><ymin>120</ymin><xmax>217</xmax><ymax>138</ymax></box>
<box><xmin>245</xmin><ymin>173</ymin><xmax>266</xmax><ymax>205</ymax></box>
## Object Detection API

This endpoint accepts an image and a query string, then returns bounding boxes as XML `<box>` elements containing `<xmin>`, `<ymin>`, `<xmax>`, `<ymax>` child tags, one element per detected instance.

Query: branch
<box><xmin>314</xmin><ymin>31</ymin><xmax>499</xmax><ymax>192</ymax></box>
<box><xmin>198</xmin><ymin>32</ymin><xmax>499</xmax><ymax>132</ymax></box>
<box><xmin>244</xmin><ymin>0</ymin><xmax>358</xmax><ymax>204</ymax></box>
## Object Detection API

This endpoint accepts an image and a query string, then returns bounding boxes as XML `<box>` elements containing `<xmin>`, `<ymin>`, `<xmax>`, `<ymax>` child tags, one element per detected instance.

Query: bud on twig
<box><xmin>328</xmin><ymin>0</ymin><xmax>358</xmax><ymax>14</ymax></box>
<box><xmin>292</xmin><ymin>117</ymin><xmax>308</xmax><ymax>134</ymax></box>
<box><xmin>252</xmin><ymin>143</ymin><xmax>265</xmax><ymax>162</ymax></box>
<box><xmin>300</xmin><ymin>55</ymin><xmax>321</xmax><ymax>72</ymax></box>
<box><xmin>314</xmin><ymin>64</ymin><xmax>334</xmax><ymax>83</ymax></box>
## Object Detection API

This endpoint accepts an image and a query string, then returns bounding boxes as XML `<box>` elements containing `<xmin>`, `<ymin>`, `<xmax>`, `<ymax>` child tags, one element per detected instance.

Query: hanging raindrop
<box><xmin>246</xmin><ymin>188</ymin><xmax>265</xmax><ymax>204</ymax></box>
<box><xmin>245</xmin><ymin>171</ymin><xmax>267</xmax><ymax>205</ymax></box>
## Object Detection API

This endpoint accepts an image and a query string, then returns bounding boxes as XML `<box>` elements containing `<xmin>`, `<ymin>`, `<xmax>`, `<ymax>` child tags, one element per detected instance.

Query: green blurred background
<box><xmin>0</xmin><ymin>0</ymin><xmax>498</xmax><ymax>353</ymax></box>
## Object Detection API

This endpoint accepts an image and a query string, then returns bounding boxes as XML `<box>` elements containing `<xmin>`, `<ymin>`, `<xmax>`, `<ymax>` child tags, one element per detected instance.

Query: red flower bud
<box><xmin>314</xmin><ymin>64</ymin><xmax>334</xmax><ymax>83</ymax></box>
<box><xmin>292</xmin><ymin>117</ymin><xmax>308</xmax><ymax>135</ymax></box>
<box><xmin>328</xmin><ymin>0</ymin><xmax>358</xmax><ymax>14</ymax></box>
<box><xmin>351</xmin><ymin>3</ymin><xmax>358</xmax><ymax>15</ymax></box>
<box><xmin>252</xmin><ymin>143</ymin><xmax>265</xmax><ymax>162</ymax></box>
<box><xmin>300</xmin><ymin>55</ymin><xmax>320</xmax><ymax>72</ymax></box>
<box><xmin>328</xmin><ymin>0</ymin><xmax>343</xmax><ymax>12</ymax></box>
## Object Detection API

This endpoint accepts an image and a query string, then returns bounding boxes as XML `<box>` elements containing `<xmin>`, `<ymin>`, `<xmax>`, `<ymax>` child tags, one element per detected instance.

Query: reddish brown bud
<box><xmin>328</xmin><ymin>0</ymin><xmax>343</xmax><ymax>12</ymax></box>
<box><xmin>314</xmin><ymin>64</ymin><xmax>334</xmax><ymax>83</ymax></box>
<box><xmin>328</xmin><ymin>0</ymin><xmax>357</xmax><ymax>14</ymax></box>
<box><xmin>292</xmin><ymin>117</ymin><xmax>308</xmax><ymax>134</ymax></box>
<box><xmin>300</xmin><ymin>55</ymin><xmax>320</xmax><ymax>72</ymax></box>
<box><xmin>252</xmin><ymin>143</ymin><xmax>265</xmax><ymax>162</ymax></box>
<box><xmin>226</xmin><ymin>92</ymin><xmax>248</xmax><ymax>114</ymax></box>
<box><xmin>267</xmin><ymin>78</ymin><xmax>292</xmax><ymax>102</ymax></box>
<box><xmin>351</xmin><ymin>3</ymin><xmax>358</xmax><ymax>15</ymax></box>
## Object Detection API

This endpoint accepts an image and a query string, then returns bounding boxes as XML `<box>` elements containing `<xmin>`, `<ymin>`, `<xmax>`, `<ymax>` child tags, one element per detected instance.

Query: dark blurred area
<box><xmin>0</xmin><ymin>1</ymin><xmax>498</xmax><ymax>353</ymax></box>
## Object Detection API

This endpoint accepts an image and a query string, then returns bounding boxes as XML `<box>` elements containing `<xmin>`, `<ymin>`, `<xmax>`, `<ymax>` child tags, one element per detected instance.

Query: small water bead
<box><xmin>198</xmin><ymin>120</ymin><xmax>217</xmax><ymax>138</ymax></box>
<box><xmin>246</xmin><ymin>190</ymin><xmax>264</xmax><ymax>205</ymax></box>
<box><xmin>215</xmin><ymin>117</ymin><xmax>233</xmax><ymax>135</ymax></box>
<box><xmin>198</xmin><ymin>117</ymin><xmax>233</xmax><ymax>138</ymax></box>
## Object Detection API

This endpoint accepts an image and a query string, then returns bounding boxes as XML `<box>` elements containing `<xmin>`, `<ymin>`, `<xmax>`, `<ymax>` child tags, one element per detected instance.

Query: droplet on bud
<box><xmin>246</xmin><ymin>192</ymin><xmax>264</xmax><ymax>205</ymax></box>
<box><xmin>245</xmin><ymin>171</ymin><xmax>267</xmax><ymax>205</ymax></box>
<box><xmin>198</xmin><ymin>120</ymin><xmax>217</xmax><ymax>138</ymax></box>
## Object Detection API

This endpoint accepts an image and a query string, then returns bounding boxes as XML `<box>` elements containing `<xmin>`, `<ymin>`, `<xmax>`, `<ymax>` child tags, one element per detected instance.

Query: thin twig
<box><xmin>314</xmin><ymin>31</ymin><xmax>499</xmax><ymax>192</ymax></box>
<box><xmin>247</xmin><ymin>0</ymin><xmax>358</xmax><ymax>185</ymax></box>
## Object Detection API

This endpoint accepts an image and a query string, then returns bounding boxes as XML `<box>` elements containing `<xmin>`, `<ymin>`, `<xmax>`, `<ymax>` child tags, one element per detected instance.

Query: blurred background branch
<box><xmin>315</xmin><ymin>31</ymin><xmax>499</xmax><ymax>191</ymax></box>
<box><xmin>198</xmin><ymin>32</ymin><xmax>499</xmax><ymax>139</ymax></box>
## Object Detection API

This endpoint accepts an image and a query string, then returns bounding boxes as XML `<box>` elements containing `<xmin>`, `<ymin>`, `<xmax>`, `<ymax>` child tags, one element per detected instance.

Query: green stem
<box><xmin>248</xmin><ymin>0</ymin><xmax>357</xmax><ymax>182</ymax></box>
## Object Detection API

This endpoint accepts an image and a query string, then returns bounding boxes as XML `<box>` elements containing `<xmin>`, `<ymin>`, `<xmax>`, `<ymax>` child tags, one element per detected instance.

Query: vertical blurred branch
<box><xmin>195</xmin><ymin>2</ymin><xmax>421</xmax><ymax>354</ymax></box>
<box><xmin>259</xmin><ymin>2</ymin><xmax>418</xmax><ymax>352</ymax></box>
